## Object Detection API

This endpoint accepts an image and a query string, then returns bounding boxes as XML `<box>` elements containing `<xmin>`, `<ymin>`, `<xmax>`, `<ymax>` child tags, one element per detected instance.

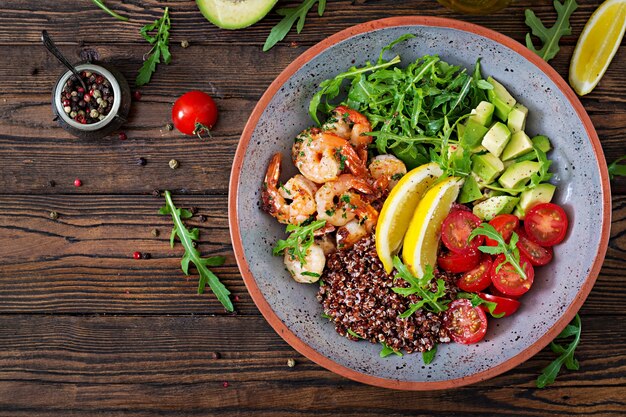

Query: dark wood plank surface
<box><xmin>0</xmin><ymin>0</ymin><xmax>625</xmax><ymax>415</ymax></box>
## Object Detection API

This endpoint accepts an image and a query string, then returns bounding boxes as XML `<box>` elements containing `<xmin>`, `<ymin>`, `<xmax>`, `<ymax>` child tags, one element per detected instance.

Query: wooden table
<box><xmin>1</xmin><ymin>1</ymin><xmax>625</xmax><ymax>415</ymax></box>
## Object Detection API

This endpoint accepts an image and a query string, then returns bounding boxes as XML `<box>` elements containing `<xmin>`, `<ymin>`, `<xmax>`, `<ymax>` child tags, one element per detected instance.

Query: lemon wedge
<box><xmin>569</xmin><ymin>0</ymin><xmax>626</xmax><ymax>96</ymax></box>
<box><xmin>402</xmin><ymin>176</ymin><xmax>463</xmax><ymax>277</ymax></box>
<box><xmin>375</xmin><ymin>163</ymin><xmax>443</xmax><ymax>273</ymax></box>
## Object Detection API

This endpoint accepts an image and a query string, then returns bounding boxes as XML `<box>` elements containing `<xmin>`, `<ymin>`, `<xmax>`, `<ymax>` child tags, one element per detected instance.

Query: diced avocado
<box><xmin>503</xmin><ymin>159</ymin><xmax>516</xmax><ymax>169</ymax></box>
<box><xmin>518</xmin><ymin>183</ymin><xmax>556</xmax><ymax>214</ymax></box>
<box><xmin>459</xmin><ymin>175</ymin><xmax>483</xmax><ymax>204</ymax></box>
<box><xmin>473</xmin><ymin>196</ymin><xmax>520</xmax><ymax>221</ymax></box>
<box><xmin>472</xmin><ymin>144</ymin><xmax>487</xmax><ymax>154</ymax></box>
<box><xmin>472</xmin><ymin>153</ymin><xmax>504</xmax><ymax>183</ymax></box>
<box><xmin>532</xmin><ymin>135</ymin><xmax>552</xmax><ymax>153</ymax></box>
<box><xmin>513</xmin><ymin>205</ymin><xmax>526</xmax><ymax>219</ymax></box>
<box><xmin>471</xmin><ymin>172</ymin><xmax>487</xmax><ymax>190</ymax></box>
<box><xmin>507</xmin><ymin>103</ymin><xmax>529</xmax><ymax>134</ymax></box>
<box><xmin>462</xmin><ymin>119</ymin><xmax>489</xmax><ymax>148</ymax></box>
<box><xmin>196</xmin><ymin>0</ymin><xmax>279</xmax><ymax>29</ymax></box>
<box><xmin>498</xmin><ymin>161</ymin><xmax>541</xmax><ymax>190</ymax></box>
<box><xmin>482</xmin><ymin>122</ymin><xmax>511</xmax><ymax>158</ymax></box>
<box><xmin>487</xmin><ymin>76</ymin><xmax>517</xmax><ymax>121</ymax></box>
<box><xmin>501</xmin><ymin>131</ymin><xmax>534</xmax><ymax>161</ymax></box>
<box><xmin>469</xmin><ymin>101</ymin><xmax>495</xmax><ymax>126</ymax></box>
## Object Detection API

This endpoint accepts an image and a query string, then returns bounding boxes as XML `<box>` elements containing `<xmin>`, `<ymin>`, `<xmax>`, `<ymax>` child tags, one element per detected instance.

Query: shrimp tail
<box><xmin>261</xmin><ymin>153</ymin><xmax>283</xmax><ymax>217</ymax></box>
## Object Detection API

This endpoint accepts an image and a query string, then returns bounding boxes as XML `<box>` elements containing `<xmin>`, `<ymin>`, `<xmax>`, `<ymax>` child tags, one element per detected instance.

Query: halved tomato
<box><xmin>443</xmin><ymin>299</ymin><xmax>488</xmax><ymax>344</ymax></box>
<box><xmin>438</xmin><ymin>250</ymin><xmax>481</xmax><ymax>274</ymax></box>
<box><xmin>477</xmin><ymin>292</ymin><xmax>521</xmax><ymax>317</ymax></box>
<box><xmin>516</xmin><ymin>231</ymin><xmax>553</xmax><ymax>266</ymax></box>
<box><xmin>524</xmin><ymin>203</ymin><xmax>569</xmax><ymax>246</ymax></box>
<box><xmin>485</xmin><ymin>214</ymin><xmax>519</xmax><ymax>246</ymax></box>
<box><xmin>457</xmin><ymin>256</ymin><xmax>493</xmax><ymax>292</ymax></box>
<box><xmin>441</xmin><ymin>210</ymin><xmax>484</xmax><ymax>254</ymax></box>
<box><xmin>490</xmin><ymin>254</ymin><xmax>535</xmax><ymax>297</ymax></box>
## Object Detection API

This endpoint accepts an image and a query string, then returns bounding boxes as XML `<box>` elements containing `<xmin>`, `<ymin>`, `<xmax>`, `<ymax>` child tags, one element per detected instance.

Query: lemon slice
<box><xmin>375</xmin><ymin>163</ymin><xmax>443</xmax><ymax>273</ymax></box>
<box><xmin>569</xmin><ymin>0</ymin><xmax>626</xmax><ymax>96</ymax></box>
<box><xmin>402</xmin><ymin>176</ymin><xmax>464</xmax><ymax>277</ymax></box>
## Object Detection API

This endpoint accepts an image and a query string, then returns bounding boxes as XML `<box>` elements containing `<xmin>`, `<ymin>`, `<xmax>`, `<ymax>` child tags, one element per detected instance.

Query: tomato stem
<box><xmin>193</xmin><ymin>122</ymin><xmax>212</xmax><ymax>139</ymax></box>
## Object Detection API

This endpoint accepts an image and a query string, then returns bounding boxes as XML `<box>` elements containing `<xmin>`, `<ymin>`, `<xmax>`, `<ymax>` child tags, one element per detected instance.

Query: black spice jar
<box><xmin>52</xmin><ymin>61</ymin><xmax>131</xmax><ymax>139</ymax></box>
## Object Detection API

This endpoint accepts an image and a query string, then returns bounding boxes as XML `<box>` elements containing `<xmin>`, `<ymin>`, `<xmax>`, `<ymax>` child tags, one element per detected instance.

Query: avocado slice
<box><xmin>469</xmin><ymin>101</ymin><xmax>495</xmax><ymax>126</ymax></box>
<box><xmin>459</xmin><ymin>175</ymin><xmax>483</xmax><ymax>204</ymax></box>
<box><xmin>501</xmin><ymin>131</ymin><xmax>534</xmax><ymax>161</ymax></box>
<box><xmin>507</xmin><ymin>103</ymin><xmax>528</xmax><ymax>134</ymax></box>
<box><xmin>514</xmin><ymin>135</ymin><xmax>553</xmax><ymax>162</ymax></box>
<box><xmin>487</xmin><ymin>76</ymin><xmax>516</xmax><ymax>121</ymax></box>
<box><xmin>473</xmin><ymin>196</ymin><xmax>520</xmax><ymax>221</ymax></box>
<box><xmin>498</xmin><ymin>160</ymin><xmax>541</xmax><ymax>190</ymax></box>
<box><xmin>517</xmin><ymin>183</ymin><xmax>556</xmax><ymax>217</ymax></box>
<box><xmin>196</xmin><ymin>0</ymin><xmax>278</xmax><ymax>29</ymax></box>
<box><xmin>472</xmin><ymin>153</ymin><xmax>504</xmax><ymax>184</ymax></box>
<box><xmin>462</xmin><ymin>119</ymin><xmax>489</xmax><ymax>149</ymax></box>
<box><xmin>482</xmin><ymin>122</ymin><xmax>511</xmax><ymax>158</ymax></box>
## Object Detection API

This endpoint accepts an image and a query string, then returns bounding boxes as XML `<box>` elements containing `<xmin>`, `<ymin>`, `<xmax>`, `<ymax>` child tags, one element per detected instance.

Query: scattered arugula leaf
<box><xmin>273</xmin><ymin>220</ymin><xmax>326</xmax><ymax>265</ymax></box>
<box><xmin>263</xmin><ymin>0</ymin><xmax>326</xmax><ymax>52</ymax></box>
<box><xmin>380</xmin><ymin>342</ymin><xmax>403</xmax><ymax>358</ymax></box>
<box><xmin>422</xmin><ymin>345</ymin><xmax>437</xmax><ymax>365</ymax></box>
<box><xmin>456</xmin><ymin>292</ymin><xmax>505</xmax><ymax>318</ymax></box>
<box><xmin>608</xmin><ymin>155</ymin><xmax>626</xmax><ymax>180</ymax></box>
<box><xmin>525</xmin><ymin>0</ymin><xmax>579</xmax><ymax>62</ymax></box>
<box><xmin>91</xmin><ymin>0</ymin><xmax>129</xmax><ymax>21</ymax></box>
<box><xmin>159</xmin><ymin>190</ymin><xmax>232</xmax><ymax>312</ymax></box>
<box><xmin>321</xmin><ymin>312</ymin><xmax>332</xmax><ymax>320</ymax></box>
<box><xmin>536</xmin><ymin>314</ymin><xmax>582</xmax><ymax>388</ymax></box>
<box><xmin>347</xmin><ymin>329</ymin><xmax>365</xmax><ymax>339</ymax></box>
<box><xmin>136</xmin><ymin>7</ymin><xmax>171</xmax><ymax>86</ymax></box>
<box><xmin>469</xmin><ymin>224</ymin><xmax>527</xmax><ymax>280</ymax></box>
<box><xmin>391</xmin><ymin>257</ymin><xmax>449</xmax><ymax>317</ymax></box>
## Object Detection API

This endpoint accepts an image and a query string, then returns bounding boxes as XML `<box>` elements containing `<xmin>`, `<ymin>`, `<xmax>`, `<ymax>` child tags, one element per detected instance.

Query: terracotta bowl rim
<box><xmin>228</xmin><ymin>16</ymin><xmax>611</xmax><ymax>390</ymax></box>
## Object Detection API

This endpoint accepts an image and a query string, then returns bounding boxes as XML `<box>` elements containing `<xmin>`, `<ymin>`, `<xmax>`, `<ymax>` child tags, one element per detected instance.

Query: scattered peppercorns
<box><xmin>151</xmin><ymin>229</ymin><xmax>159</xmax><ymax>237</ymax></box>
<box><xmin>181</xmin><ymin>40</ymin><xmax>189</xmax><ymax>48</ymax></box>
<box><xmin>222</xmin><ymin>381</ymin><xmax>229</xmax><ymax>388</ymax></box>
<box><xmin>233</xmin><ymin>295</ymin><xmax>240</xmax><ymax>302</ymax></box>
<box><xmin>287</xmin><ymin>358</ymin><xmax>296</xmax><ymax>368</ymax></box>
<box><xmin>132</xmin><ymin>251</ymin><xmax>142</xmax><ymax>260</ymax></box>
<box><xmin>199</xmin><ymin>215</ymin><xmax>207</xmax><ymax>222</ymax></box>
<box><xmin>136</xmin><ymin>157</ymin><xmax>147</xmax><ymax>166</ymax></box>
<box><xmin>61</xmin><ymin>70</ymin><xmax>113</xmax><ymax>124</ymax></box>
<box><xmin>47</xmin><ymin>180</ymin><xmax>56</xmax><ymax>187</ymax></box>
<box><xmin>132</xmin><ymin>90</ymin><xmax>142</xmax><ymax>101</ymax></box>
<box><xmin>142</xmin><ymin>252</ymin><xmax>151</xmax><ymax>260</ymax></box>
<box><xmin>169</xmin><ymin>159</ymin><xmax>179</xmax><ymax>169</ymax></box>
<box><xmin>49</xmin><ymin>211</ymin><xmax>58</xmax><ymax>220</ymax></box>
<box><xmin>165</xmin><ymin>123</ymin><xmax>173</xmax><ymax>131</ymax></box>
<box><xmin>119</xmin><ymin>132</ymin><xmax>127</xmax><ymax>140</ymax></box>
<box><xmin>211</xmin><ymin>352</ymin><xmax>221</xmax><ymax>360</ymax></box>
<box><xmin>74</xmin><ymin>178</ymin><xmax>82</xmax><ymax>187</ymax></box>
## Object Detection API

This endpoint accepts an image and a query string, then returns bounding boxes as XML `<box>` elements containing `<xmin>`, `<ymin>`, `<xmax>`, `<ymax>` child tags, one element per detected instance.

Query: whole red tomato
<box><xmin>172</xmin><ymin>91</ymin><xmax>218</xmax><ymax>137</ymax></box>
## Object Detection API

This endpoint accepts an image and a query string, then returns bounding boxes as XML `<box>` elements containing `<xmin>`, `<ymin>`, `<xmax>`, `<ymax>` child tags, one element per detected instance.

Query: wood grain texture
<box><xmin>0</xmin><ymin>0</ymin><xmax>625</xmax><ymax>414</ymax></box>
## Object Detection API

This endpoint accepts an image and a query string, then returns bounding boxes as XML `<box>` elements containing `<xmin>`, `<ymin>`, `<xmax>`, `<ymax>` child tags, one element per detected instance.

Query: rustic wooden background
<box><xmin>0</xmin><ymin>0</ymin><xmax>625</xmax><ymax>415</ymax></box>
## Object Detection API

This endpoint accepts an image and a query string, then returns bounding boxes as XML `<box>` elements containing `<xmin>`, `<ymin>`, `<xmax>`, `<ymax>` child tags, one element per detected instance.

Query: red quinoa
<box><xmin>317</xmin><ymin>235</ymin><xmax>458</xmax><ymax>353</ymax></box>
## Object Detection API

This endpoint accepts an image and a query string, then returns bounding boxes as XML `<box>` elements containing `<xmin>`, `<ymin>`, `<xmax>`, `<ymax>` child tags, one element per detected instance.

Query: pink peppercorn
<box><xmin>133</xmin><ymin>251</ymin><xmax>141</xmax><ymax>260</ymax></box>
<box><xmin>74</xmin><ymin>178</ymin><xmax>82</xmax><ymax>187</ymax></box>
<box><xmin>222</xmin><ymin>381</ymin><xmax>229</xmax><ymax>388</ymax></box>
<box><xmin>119</xmin><ymin>132</ymin><xmax>127</xmax><ymax>140</ymax></box>
<box><xmin>132</xmin><ymin>91</ymin><xmax>141</xmax><ymax>101</ymax></box>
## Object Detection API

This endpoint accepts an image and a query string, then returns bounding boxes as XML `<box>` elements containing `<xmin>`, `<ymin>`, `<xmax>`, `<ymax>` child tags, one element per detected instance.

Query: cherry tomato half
<box><xmin>516</xmin><ymin>230</ymin><xmax>553</xmax><ymax>266</ymax></box>
<box><xmin>172</xmin><ymin>90</ymin><xmax>218</xmax><ymax>136</ymax></box>
<box><xmin>438</xmin><ymin>250</ymin><xmax>481</xmax><ymax>274</ymax></box>
<box><xmin>488</xmin><ymin>284</ymin><xmax>522</xmax><ymax>299</ymax></box>
<box><xmin>524</xmin><ymin>203</ymin><xmax>569</xmax><ymax>247</ymax></box>
<box><xmin>443</xmin><ymin>299</ymin><xmax>488</xmax><ymax>344</ymax></box>
<box><xmin>485</xmin><ymin>214</ymin><xmax>519</xmax><ymax>246</ymax></box>
<box><xmin>441</xmin><ymin>210</ymin><xmax>484</xmax><ymax>254</ymax></box>
<box><xmin>477</xmin><ymin>293</ymin><xmax>521</xmax><ymax>317</ymax></box>
<box><xmin>490</xmin><ymin>254</ymin><xmax>535</xmax><ymax>297</ymax></box>
<box><xmin>457</xmin><ymin>256</ymin><xmax>493</xmax><ymax>292</ymax></box>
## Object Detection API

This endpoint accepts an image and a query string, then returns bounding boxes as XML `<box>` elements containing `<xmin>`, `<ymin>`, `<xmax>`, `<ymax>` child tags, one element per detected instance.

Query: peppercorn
<box><xmin>49</xmin><ymin>211</ymin><xmax>58</xmax><ymax>220</ymax></box>
<box><xmin>152</xmin><ymin>189</ymin><xmax>161</xmax><ymax>198</ymax></box>
<box><xmin>142</xmin><ymin>252</ymin><xmax>151</xmax><ymax>260</ymax></box>
<box><xmin>211</xmin><ymin>352</ymin><xmax>221</xmax><ymax>359</ymax></box>
<box><xmin>169</xmin><ymin>159</ymin><xmax>179</xmax><ymax>169</ymax></box>
<box><xmin>165</xmin><ymin>123</ymin><xmax>173</xmax><ymax>131</ymax></box>
<box><xmin>222</xmin><ymin>381</ymin><xmax>229</xmax><ymax>388</ymax></box>
<box><xmin>48</xmin><ymin>180</ymin><xmax>56</xmax><ymax>187</ymax></box>
<box><xmin>90</xmin><ymin>109</ymin><xmax>99</xmax><ymax>118</ymax></box>
<box><xmin>287</xmin><ymin>358</ymin><xmax>296</xmax><ymax>368</ymax></box>
<box><xmin>151</xmin><ymin>229</ymin><xmax>159</xmax><ymax>237</ymax></box>
<box><xmin>74</xmin><ymin>178</ymin><xmax>82</xmax><ymax>187</ymax></box>
<box><xmin>199</xmin><ymin>215</ymin><xmax>207</xmax><ymax>222</ymax></box>
<box><xmin>133</xmin><ymin>251</ymin><xmax>141</xmax><ymax>260</ymax></box>
<box><xmin>133</xmin><ymin>91</ymin><xmax>141</xmax><ymax>101</ymax></box>
<box><xmin>181</xmin><ymin>40</ymin><xmax>189</xmax><ymax>48</ymax></box>
<box><xmin>118</xmin><ymin>132</ymin><xmax>127</xmax><ymax>140</ymax></box>
<box><xmin>136</xmin><ymin>157</ymin><xmax>147</xmax><ymax>166</ymax></box>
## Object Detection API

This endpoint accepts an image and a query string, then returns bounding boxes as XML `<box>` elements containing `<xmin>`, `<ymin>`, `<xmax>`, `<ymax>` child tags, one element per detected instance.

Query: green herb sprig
<box><xmin>159</xmin><ymin>190</ymin><xmax>232</xmax><ymax>312</ymax></box>
<box><xmin>536</xmin><ymin>314</ymin><xmax>582</xmax><ymax>387</ymax></box>
<box><xmin>136</xmin><ymin>7</ymin><xmax>171</xmax><ymax>86</ymax></box>
<box><xmin>91</xmin><ymin>0</ymin><xmax>129</xmax><ymax>21</ymax></box>
<box><xmin>483</xmin><ymin>146</ymin><xmax>553</xmax><ymax>194</ymax></box>
<box><xmin>608</xmin><ymin>155</ymin><xmax>626</xmax><ymax>179</ymax></box>
<box><xmin>422</xmin><ymin>345</ymin><xmax>437</xmax><ymax>364</ymax></box>
<box><xmin>469</xmin><ymin>224</ymin><xmax>527</xmax><ymax>280</ymax></box>
<box><xmin>456</xmin><ymin>292</ymin><xmax>505</xmax><ymax>318</ymax></box>
<box><xmin>525</xmin><ymin>0</ymin><xmax>579</xmax><ymax>62</ymax></box>
<box><xmin>273</xmin><ymin>220</ymin><xmax>326</xmax><ymax>265</ymax></box>
<box><xmin>380</xmin><ymin>342</ymin><xmax>403</xmax><ymax>358</ymax></box>
<box><xmin>391</xmin><ymin>257</ymin><xmax>449</xmax><ymax>317</ymax></box>
<box><xmin>347</xmin><ymin>329</ymin><xmax>365</xmax><ymax>340</ymax></box>
<box><xmin>263</xmin><ymin>0</ymin><xmax>326</xmax><ymax>52</ymax></box>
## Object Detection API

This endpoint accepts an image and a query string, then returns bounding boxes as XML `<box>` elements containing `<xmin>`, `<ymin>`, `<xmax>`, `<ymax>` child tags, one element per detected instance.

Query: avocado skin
<box><xmin>196</xmin><ymin>0</ymin><xmax>279</xmax><ymax>30</ymax></box>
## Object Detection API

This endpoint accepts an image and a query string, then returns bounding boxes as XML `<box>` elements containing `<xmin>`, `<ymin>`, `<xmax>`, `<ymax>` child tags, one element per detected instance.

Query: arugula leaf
<box><xmin>159</xmin><ymin>191</ymin><xmax>232</xmax><ymax>312</ymax></box>
<box><xmin>422</xmin><ymin>345</ymin><xmax>437</xmax><ymax>364</ymax></box>
<box><xmin>484</xmin><ymin>146</ymin><xmax>552</xmax><ymax>194</ymax></box>
<box><xmin>91</xmin><ymin>0</ymin><xmax>128</xmax><ymax>21</ymax></box>
<box><xmin>273</xmin><ymin>220</ymin><xmax>326</xmax><ymax>265</ymax></box>
<box><xmin>392</xmin><ymin>257</ymin><xmax>450</xmax><ymax>316</ymax></box>
<box><xmin>347</xmin><ymin>329</ymin><xmax>365</xmax><ymax>339</ymax></box>
<box><xmin>380</xmin><ymin>342</ymin><xmax>403</xmax><ymax>358</ymax></box>
<box><xmin>136</xmin><ymin>7</ymin><xmax>171</xmax><ymax>86</ymax></box>
<box><xmin>469</xmin><ymin>224</ymin><xmax>527</xmax><ymax>280</ymax></box>
<box><xmin>525</xmin><ymin>0</ymin><xmax>579</xmax><ymax>62</ymax></box>
<box><xmin>537</xmin><ymin>314</ymin><xmax>582</xmax><ymax>388</ymax></box>
<box><xmin>456</xmin><ymin>292</ymin><xmax>505</xmax><ymax>318</ymax></box>
<box><xmin>263</xmin><ymin>0</ymin><xmax>326</xmax><ymax>52</ymax></box>
<box><xmin>608</xmin><ymin>155</ymin><xmax>626</xmax><ymax>180</ymax></box>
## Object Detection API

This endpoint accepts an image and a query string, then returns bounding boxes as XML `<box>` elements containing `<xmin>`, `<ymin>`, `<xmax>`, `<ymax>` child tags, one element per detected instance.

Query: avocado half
<box><xmin>196</xmin><ymin>0</ymin><xmax>279</xmax><ymax>30</ymax></box>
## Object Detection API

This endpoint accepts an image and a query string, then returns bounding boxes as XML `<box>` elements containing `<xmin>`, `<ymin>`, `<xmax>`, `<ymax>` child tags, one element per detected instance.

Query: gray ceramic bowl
<box><xmin>229</xmin><ymin>17</ymin><xmax>611</xmax><ymax>389</ymax></box>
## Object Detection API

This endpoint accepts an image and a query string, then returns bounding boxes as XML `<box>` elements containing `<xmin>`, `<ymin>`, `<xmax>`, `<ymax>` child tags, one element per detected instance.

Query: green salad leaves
<box><xmin>391</xmin><ymin>257</ymin><xmax>449</xmax><ymax>317</ymax></box>
<box><xmin>525</xmin><ymin>0</ymin><xmax>579</xmax><ymax>62</ymax></box>
<box><xmin>537</xmin><ymin>314</ymin><xmax>582</xmax><ymax>387</ymax></box>
<box><xmin>136</xmin><ymin>7</ymin><xmax>172</xmax><ymax>86</ymax></box>
<box><xmin>273</xmin><ymin>219</ymin><xmax>327</xmax><ymax>264</ymax></box>
<box><xmin>264</xmin><ymin>0</ymin><xmax>326</xmax><ymax>51</ymax></box>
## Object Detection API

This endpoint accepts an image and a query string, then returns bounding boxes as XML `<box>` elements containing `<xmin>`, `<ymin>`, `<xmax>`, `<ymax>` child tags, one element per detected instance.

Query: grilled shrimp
<box><xmin>261</xmin><ymin>153</ymin><xmax>318</xmax><ymax>225</ymax></box>
<box><xmin>284</xmin><ymin>243</ymin><xmax>325</xmax><ymax>284</ymax></box>
<box><xmin>316</xmin><ymin>174</ymin><xmax>377</xmax><ymax>227</ymax></box>
<box><xmin>323</xmin><ymin>105</ymin><xmax>373</xmax><ymax>160</ymax></box>
<box><xmin>368</xmin><ymin>154</ymin><xmax>407</xmax><ymax>192</ymax></box>
<box><xmin>292</xmin><ymin>128</ymin><xmax>367</xmax><ymax>184</ymax></box>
